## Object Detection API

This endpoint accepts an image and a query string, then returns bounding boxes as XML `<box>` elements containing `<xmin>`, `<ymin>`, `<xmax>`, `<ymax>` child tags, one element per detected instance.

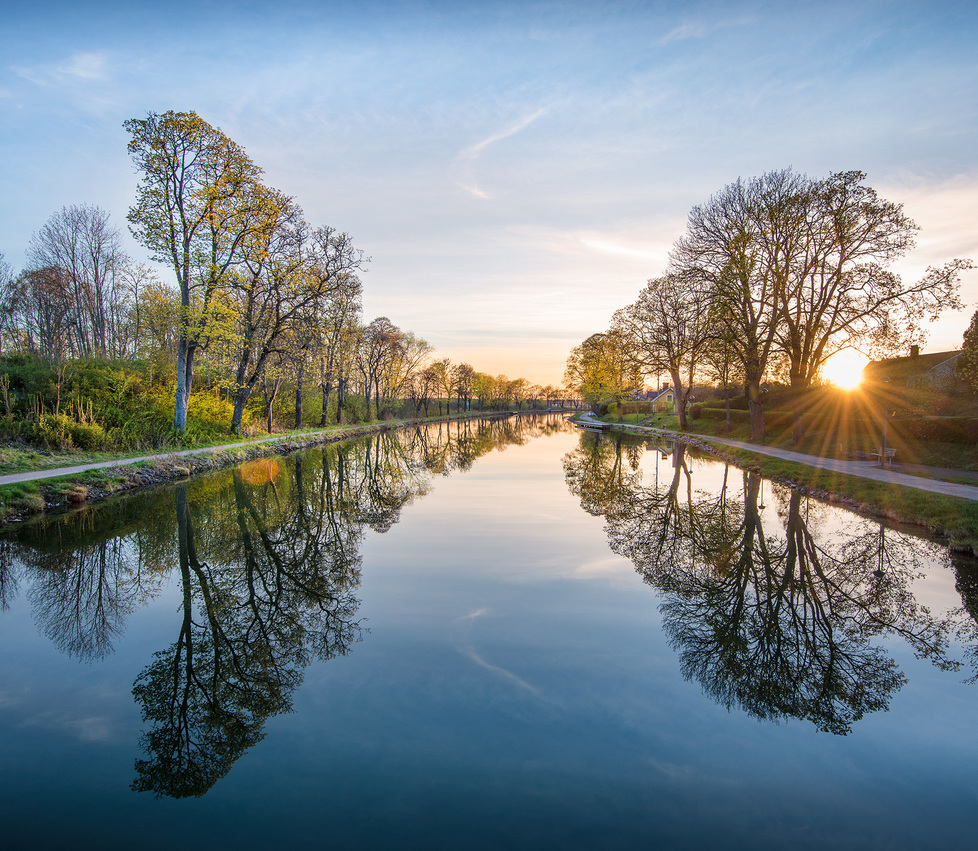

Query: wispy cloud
<box><xmin>660</xmin><ymin>16</ymin><xmax>751</xmax><ymax>45</ymax></box>
<box><xmin>453</xmin><ymin>108</ymin><xmax>548</xmax><ymax>199</ymax></box>
<box><xmin>579</xmin><ymin>237</ymin><xmax>659</xmax><ymax>260</ymax></box>
<box><xmin>449</xmin><ymin>608</ymin><xmax>543</xmax><ymax>697</ymax></box>
<box><xmin>20</xmin><ymin>709</ymin><xmax>115</xmax><ymax>742</ymax></box>
<box><xmin>12</xmin><ymin>51</ymin><xmax>109</xmax><ymax>86</ymax></box>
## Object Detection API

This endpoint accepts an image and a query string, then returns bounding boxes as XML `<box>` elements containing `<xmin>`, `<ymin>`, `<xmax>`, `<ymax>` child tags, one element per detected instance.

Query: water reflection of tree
<box><xmin>131</xmin><ymin>474</ymin><xmax>364</xmax><ymax>798</ymax></box>
<box><xmin>133</xmin><ymin>417</ymin><xmax>569</xmax><ymax>796</ymax></box>
<box><xmin>564</xmin><ymin>432</ymin><xmax>973</xmax><ymax>734</ymax></box>
<box><xmin>0</xmin><ymin>504</ymin><xmax>164</xmax><ymax>659</ymax></box>
<box><xmin>0</xmin><ymin>415</ymin><xmax>572</xmax><ymax>796</ymax></box>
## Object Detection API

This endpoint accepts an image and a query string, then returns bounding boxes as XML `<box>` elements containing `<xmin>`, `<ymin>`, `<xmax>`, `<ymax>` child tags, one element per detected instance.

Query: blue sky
<box><xmin>2</xmin><ymin>0</ymin><xmax>976</xmax><ymax>384</ymax></box>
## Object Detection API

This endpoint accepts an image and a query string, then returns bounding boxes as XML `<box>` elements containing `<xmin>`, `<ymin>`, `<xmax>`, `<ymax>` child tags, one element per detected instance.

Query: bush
<box><xmin>700</xmin><ymin>406</ymin><xmax>751</xmax><ymax>424</ymax></box>
<box><xmin>21</xmin><ymin>413</ymin><xmax>74</xmax><ymax>449</ymax></box>
<box><xmin>341</xmin><ymin>395</ymin><xmax>367</xmax><ymax>424</ymax></box>
<box><xmin>67</xmin><ymin>421</ymin><xmax>106</xmax><ymax>451</ymax></box>
<box><xmin>689</xmin><ymin>403</ymin><xmax>703</xmax><ymax>419</ymax></box>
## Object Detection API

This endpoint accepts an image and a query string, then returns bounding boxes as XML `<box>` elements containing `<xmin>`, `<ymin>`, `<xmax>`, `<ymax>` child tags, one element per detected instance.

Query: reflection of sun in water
<box><xmin>822</xmin><ymin>351</ymin><xmax>868</xmax><ymax>390</ymax></box>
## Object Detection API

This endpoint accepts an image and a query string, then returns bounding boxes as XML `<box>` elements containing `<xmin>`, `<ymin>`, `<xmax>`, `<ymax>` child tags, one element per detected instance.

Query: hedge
<box><xmin>693</xmin><ymin>407</ymin><xmax>978</xmax><ymax>444</ymax></box>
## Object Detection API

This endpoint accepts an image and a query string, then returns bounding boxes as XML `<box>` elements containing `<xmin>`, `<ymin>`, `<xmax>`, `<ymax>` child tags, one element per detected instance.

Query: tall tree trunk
<box><xmin>263</xmin><ymin>374</ymin><xmax>282</xmax><ymax>434</ymax></box>
<box><xmin>231</xmin><ymin>388</ymin><xmax>249</xmax><ymax>435</ymax></box>
<box><xmin>745</xmin><ymin>374</ymin><xmax>765</xmax><ymax>441</ymax></box>
<box><xmin>670</xmin><ymin>368</ymin><xmax>688</xmax><ymax>430</ymax></box>
<box><xmin>174</xmin><ymin>338</ymin><xmax>190</xmax><ymax>431</ymax></box>
<box><xmin>294</xmin><ymin>362</ymin><xmax>305</xmax><ymax>430</ymax></box>
<box><xmin>320</xmin><ymin>380</ymin><xmax>331</xmax><ymax>427</ymax></box>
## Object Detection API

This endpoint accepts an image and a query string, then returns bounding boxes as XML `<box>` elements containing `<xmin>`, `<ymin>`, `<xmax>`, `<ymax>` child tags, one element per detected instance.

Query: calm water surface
<box><xmin>1</xmin><ymin>415</ymin><xmax>977</xmax><ymax>849</ymax></box>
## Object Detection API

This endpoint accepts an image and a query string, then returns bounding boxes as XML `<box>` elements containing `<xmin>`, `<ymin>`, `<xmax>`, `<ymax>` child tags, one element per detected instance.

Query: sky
<box><xmin>1</xmin><ymin>0</ymin><xmax>977</xmax><ymax>386</ymax></box>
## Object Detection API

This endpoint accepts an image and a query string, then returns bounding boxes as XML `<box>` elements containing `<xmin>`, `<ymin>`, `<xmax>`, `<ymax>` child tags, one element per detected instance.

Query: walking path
<box><xmin>6</xmin><ymin>416</ymin><xmax>978</xmax><ymax>503</ymax></box>
<box><xmin>578</xmin><ymin>414</ymin><xmax>978</xmax><ymax>502</ymax></box>
<box><xmin>0</xmin><ymin>430</ymin><xmax>335</xmax><ymax>487</ymax></box>
<box><xmin>696</xmin><ymin>434</ymin><xmax>978</xmax><ymax>501</ymax></box>
<box><xmin>0</xmin><ymin>412</ymin><xmax>515</xmax><ymax>490</ymax></box>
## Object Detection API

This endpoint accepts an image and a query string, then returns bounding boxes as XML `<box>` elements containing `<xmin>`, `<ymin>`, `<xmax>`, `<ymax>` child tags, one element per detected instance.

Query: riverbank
<box><xmin>573</xmin><ymin>413</ymin><xmax>978</xmax><ymax>554</ymax></box>
<box><xmin>0</xmin><ymin>412</ymin><xmax>520</xmax><ymax>525</ymax></box>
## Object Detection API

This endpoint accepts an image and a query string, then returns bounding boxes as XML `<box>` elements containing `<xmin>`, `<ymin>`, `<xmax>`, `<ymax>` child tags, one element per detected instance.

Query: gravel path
<box><xmin>8</xmin><ymin>418</ymin><xmax>978</xmax><ymax>503</ymax></box>
<box><xmin>0</xmin><ymin>430</ymin><xmax>334</xmax><ymax>487</ymax></box>
<box><xmin>584</xmin><ymin>416</ymin><xmax>978</xmax><ymax>502</ymax></box>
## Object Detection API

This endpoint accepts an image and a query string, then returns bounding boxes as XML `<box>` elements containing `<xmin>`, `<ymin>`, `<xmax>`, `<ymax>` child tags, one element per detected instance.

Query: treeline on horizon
<box><xmin>0</xmin><ymin>110</ymin><xmax>574</xmax><ymax>453</ymax></box>
<box><xmin>564</xmin><ymin>168</ymin><xmax>973</xmax><ymax>441</ymax></box>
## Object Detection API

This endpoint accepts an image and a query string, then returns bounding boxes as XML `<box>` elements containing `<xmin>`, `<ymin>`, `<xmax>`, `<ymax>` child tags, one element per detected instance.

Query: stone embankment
<box><xmin>0</xmin><ymin>413</ymin><xmax>512</xmax><ymax>525</ymax></box>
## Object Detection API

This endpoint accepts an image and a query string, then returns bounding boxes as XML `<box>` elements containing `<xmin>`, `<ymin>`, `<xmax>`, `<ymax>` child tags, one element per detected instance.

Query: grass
<box><xmin>0</xmin><ymin>407</ymin><xmax>526</xmax><ymax>523</ymax></box>
<box><xmin>703</xmin><ymin>443</ymin><xmax>978</xmax><ymax>549</ymax></box>
<box><xmin>587</xmin><ymin>407</ymin><xmax>978</xmax><ymax>549</ymax></box>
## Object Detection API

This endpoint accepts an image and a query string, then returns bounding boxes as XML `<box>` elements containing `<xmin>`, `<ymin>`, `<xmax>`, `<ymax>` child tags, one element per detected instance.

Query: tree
<box><xmin>509</xmin><ymin>377</ymin><xmax>529</xmax><ymax>410</ymax></box>
<box><xmin>0</xmin><ymin>252</ymin><xmax>14</xmax><ymax>355</ymax></box>
<box><xmin>472</xmin><ymin>371</ymin><xmax>494</xmax><ymax>410</ymax></box>
<box><xmin>135</xmin><ymin>278</ymin><xmax>181</xmax><ymax>376</ymax></box>
<box><xmin>564</xmin><ymin>331</ymin><xmax>637</xmax><ymax>412</ymax></box>
<box><xmin>778</xmin><ymin>171</ymin><xmax>967</xmax><ymax>391</ymax></box>
<box><xmin>356</xmin><ymin>317</ymin><xmax>401</xmax><ymax>420</ymax></box>
<box><xmin>9</xmin><ymin>266</ymin><xmax>73</xmax><ymax>363</ymax></box>
<box><xmin>958</xmin><ymin>309</ymin><xmax>978</xmax><ymax>393</ymax></box>
<box><xmin>432</xmin><ymin>358</ymin><xmax>452</xmax><ymax>415</ymax></box>
<box><xmin>219</xmin><ymin>186</ymin><xmax>306</xmax><ymax>433</ymax></box>
<box><xmin>452</xmin><ymin>362</ymin><xmax>474</xmax><ymax>412</ymax></box>
<box><xmin>616</xmin><ymin>274</ymin><xmax>711</xmax><ymax>429</ymax></box>
<box><xmin>25</xmin><ymin>204</ymin><xmax>136</xmax><ymax>359</ymax></box>
<box><xmin>671</xmin><ymin>168</ymin><xmax>969</xmax><ymax>441</ymax></box>
<box><xmin>314</xmin><ymin>271</ymin><xmax>362</xmax><ymax>426</ymax></box>
<box><xmin>700</xmin><ymin>325</ymin><xmax>742</xmax><ymax>432</ymax></box>
<box><xmin>409</xmin><ymin>364</ymin><xmax>439</xmax><ymax>416</ymax></box>
<box><xmin>671</xmin><ymin>170</ymin><xmax>810</xmax><ymax>440</ymax></box>
<box><xmin>126</xmin><ymin>111</ymin><xmax>265</xmax><ymax>431</ymax></box>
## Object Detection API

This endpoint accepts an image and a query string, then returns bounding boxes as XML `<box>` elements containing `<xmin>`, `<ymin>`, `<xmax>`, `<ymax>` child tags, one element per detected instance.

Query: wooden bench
<box><xmin>870</xmin><ymin>447</ymin><xmax>897</xmax><ymax>466</ymax></box>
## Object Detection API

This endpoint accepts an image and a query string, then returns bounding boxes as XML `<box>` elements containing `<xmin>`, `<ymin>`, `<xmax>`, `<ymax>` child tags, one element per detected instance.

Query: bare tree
<box><xmin>778</xmin><ymin>170</ymin><xmax>967</xmax><ymax>390</ymax></box>
<box><xmin>21</xmin><ymin>205</ymin><xmax>143</xmax><ymax>359</ymax></box>
<box><xmin>671</xmin><ymin>170</ymin><xmax>811</xmax><ymax>440</ymax></box>
<box><xmin>616</xmin><ymin>274</ymin><xmax>712</xmax><ymax>429</ymax></box>
<box><xmin>0</xmin><ymin>252</ymin><xmax>17</xmax><ymax>356</ymax></box>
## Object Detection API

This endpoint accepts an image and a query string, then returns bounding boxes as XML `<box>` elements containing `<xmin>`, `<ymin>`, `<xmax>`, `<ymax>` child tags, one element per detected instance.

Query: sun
<box><xmin>822</xmin><ymin>351</ymin><xmax>868</xmax><ymax>390</ymax></box>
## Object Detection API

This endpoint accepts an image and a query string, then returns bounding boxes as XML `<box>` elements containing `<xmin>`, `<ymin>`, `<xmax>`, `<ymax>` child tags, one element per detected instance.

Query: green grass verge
<box><xmin>704</xmin><ymin>443</ymin><xmax>978</xmax><ymax>549</ymax></box>
<box><xmin>0</xmin><ymin>409</ymin><xmax>522</xmax><ymax>522</ymax></box>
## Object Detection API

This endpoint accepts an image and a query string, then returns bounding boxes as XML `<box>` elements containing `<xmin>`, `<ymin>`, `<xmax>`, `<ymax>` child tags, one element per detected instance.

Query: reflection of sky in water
<box><xmin>1</xmin><ymin>421</ymin><xmax>977</xmax><ymax>848</ymax></box>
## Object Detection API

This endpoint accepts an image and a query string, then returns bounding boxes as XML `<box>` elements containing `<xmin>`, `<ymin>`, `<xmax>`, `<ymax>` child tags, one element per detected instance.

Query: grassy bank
<box><xmin>0</xmin><ymin>411</ymin><xmax>519</xmax><ymax>524</ymax></box>
<box><xmin>576</xmin><ymin>409</ymin><xmax>978</xmax><ymax>551</ymax></box>
<box><xmin>701</xmin><ymin>442</ymin><xmax>978</xmax><ymax>551</ymax></box>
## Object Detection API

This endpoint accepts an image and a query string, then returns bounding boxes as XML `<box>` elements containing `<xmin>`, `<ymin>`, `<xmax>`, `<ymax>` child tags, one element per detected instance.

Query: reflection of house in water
<box><xmin>863</xmin><ymin>346</ymin><xmax>963</xmax><ymax>392</ymax></box>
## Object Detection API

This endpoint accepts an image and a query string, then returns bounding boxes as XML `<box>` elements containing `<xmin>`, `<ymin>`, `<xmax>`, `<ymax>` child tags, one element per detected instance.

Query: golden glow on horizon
<box><xmin>822</xmin><ymin>351</ymin><xmax>869</xmax><ymax>390</ymax></box>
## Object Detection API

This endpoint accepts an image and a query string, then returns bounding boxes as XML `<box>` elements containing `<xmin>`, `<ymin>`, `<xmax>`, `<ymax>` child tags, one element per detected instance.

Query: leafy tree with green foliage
<box><xmin>958</xmin><ymin>308</ymin><xmax>978</xmax><ymax>393</ymax></box>
<box><xmin>125</xmin><ymin>111</ymin><xmax>265</xmax><ymax>432</ymax></box>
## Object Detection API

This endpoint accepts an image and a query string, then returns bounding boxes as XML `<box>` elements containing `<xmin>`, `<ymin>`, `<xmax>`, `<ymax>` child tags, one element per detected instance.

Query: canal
<box><xmin>1</xmin><ymin>414</ymin><xmax>976</xmax><ymax>848</ymax></box>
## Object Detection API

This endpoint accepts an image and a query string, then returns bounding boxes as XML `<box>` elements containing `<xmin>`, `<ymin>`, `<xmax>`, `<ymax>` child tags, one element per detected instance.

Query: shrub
<box><xmin>689</xmin><ymin>403</ymin><xmax>703</xmax><ymax>419</ymax></box>
<box><xmin>699</xmin><ymin>406</ymin><xmax>751</xmax><ymax>424</ymax></box>
<box><xmin>68</xmin><ymin>422</ymin><xmax>105</xmax><ymax>451</ymax></box>
<box><xmin>341</xmin><ymin>395</ymin><xmax>367</xmax><ymax>424</ymax></box>
<box><xmin>21</xmin><ymin>413</ymin><xmax>74</xmax><ymax>449</ymax></box>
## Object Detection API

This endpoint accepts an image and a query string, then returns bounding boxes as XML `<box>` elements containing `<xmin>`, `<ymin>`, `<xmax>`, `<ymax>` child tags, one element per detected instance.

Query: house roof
<box><xmin>863</xmin><ymin>350</ymin><xmax>960</xmax><ymax>381</ymax></box>
<box><xmin>649</xmin><ymin>387</ymin><xmax>674</xmax><ymax>401</ymax></box>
